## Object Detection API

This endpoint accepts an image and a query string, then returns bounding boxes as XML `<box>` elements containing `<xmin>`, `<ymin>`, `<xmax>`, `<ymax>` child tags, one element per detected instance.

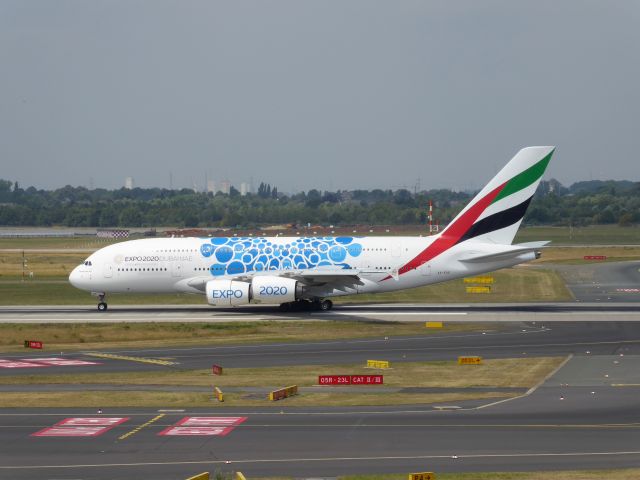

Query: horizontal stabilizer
<box><xmin>458</xmin><ymin>241</ymin><xmax>550</xmax><ymax>263</ymax></box>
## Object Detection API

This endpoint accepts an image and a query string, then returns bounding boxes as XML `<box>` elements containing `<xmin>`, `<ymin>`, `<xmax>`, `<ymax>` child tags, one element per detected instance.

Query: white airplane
<box><xmin>70</xmin><ymin>146</ymin><xmax>554</xmax><ymax>311</ymax></box>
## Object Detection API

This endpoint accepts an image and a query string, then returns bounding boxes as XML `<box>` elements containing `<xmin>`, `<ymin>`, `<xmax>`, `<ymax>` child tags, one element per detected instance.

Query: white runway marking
<box><xmin>2</xmin><ymin>450</ymin><xmax>640</xmax><ymax>470</ymax></box>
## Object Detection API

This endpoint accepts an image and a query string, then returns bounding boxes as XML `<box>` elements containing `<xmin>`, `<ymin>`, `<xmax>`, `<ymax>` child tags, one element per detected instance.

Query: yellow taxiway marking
<box><xmin>86</xmin><ymin>352</ymin><xmax>177</xmax><ymax>366</ymax></box>
<box><xmin>118</xmin><ymin>414</ymin><xmax>165</xmax><ymax>441</ymax></box>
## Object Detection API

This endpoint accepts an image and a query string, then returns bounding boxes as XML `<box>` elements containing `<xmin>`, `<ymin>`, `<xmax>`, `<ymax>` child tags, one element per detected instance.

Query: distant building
<box><xmin>221</xmin><ymin>180</ymin><xmax>231</xmax><ymax>195</ymax></box>
<box><xmin>207</xmin><ymin>179</ymin><xmax>217</xmax><ymax>193</ymax></box>
<box><xmin>240</xmin><ymin>182</ymin><xmax>250</xmax><ymax>196</ymax></box>
<box><xmin>97</xmin><ymin>229</ymin><xmax>130</xmax><ymax>239</ymax></box>
<box><xmin>124</xmin><ymin>177</ymin><xmax>134</xmax><ymax>189</ymax></box>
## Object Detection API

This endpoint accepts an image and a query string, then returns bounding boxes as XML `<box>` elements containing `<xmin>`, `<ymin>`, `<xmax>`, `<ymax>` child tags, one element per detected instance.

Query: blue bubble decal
<box><xmin>336</xmin><ymin>237</ymin><xmax>353</xmax><ymax>245</ymax></box>
<box><xmin>347</xmin><ymin>243</ymin><xmax>362</xmax><ymax>257</ymax></box>
<box><xmin>226</xmin><ymin>261</ymin><xmax>245</xmax><ymax>275</ymax></box>
<box><xmin>329</xmin><ymin>245</ymin><xmax>346</xmax><ymax>262</ymax></box>
<box><xmin>215</xmin><ymin>246</ymin><xmax>233</xmax><ymax>263</ymax></box>
<box><xmin>200</xmin><ymin>236</ymin><xmax>364</xmax><ymax>277</ymax></box>
<box><xmin>210</xmin><ymin>264</ymin><xmax>226</xmax><ymax>276</ymax></box>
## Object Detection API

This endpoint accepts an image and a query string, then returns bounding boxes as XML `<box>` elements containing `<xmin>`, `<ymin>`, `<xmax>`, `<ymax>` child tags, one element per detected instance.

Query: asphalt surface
<box><xmin>550</xmin><ymin>259</ymin><xmax>640</xmax><ymax>302</ymax></box>
<box><xmin>2</xmin><ymin>301</ymin><xmax>640</xmax><ymax>323</ymax></box>
<box><xmin>0</xmin><ymin>355</ymin><xmax>639</xmax><ymax>479</ymax></box>
<box><xmin>2</xmin><ymin>318</ymin><xmax>640</xmax><ymax>375</ymax></box>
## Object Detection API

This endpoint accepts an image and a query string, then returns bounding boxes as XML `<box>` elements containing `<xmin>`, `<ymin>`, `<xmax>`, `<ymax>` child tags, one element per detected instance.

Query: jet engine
<box><xmin>206</xmin><ymin>279</ymin><xmax>251</xmax><ymax>306</ymax></box>
<box><xmin>206</xmin><ymin>276</ymin><xmax>304</xmax><ymax>306</ymax></box>
<box><xmin>250</xmin><ymin>276</ymin><xmax>302</xmax><ymax>304</ymax></box>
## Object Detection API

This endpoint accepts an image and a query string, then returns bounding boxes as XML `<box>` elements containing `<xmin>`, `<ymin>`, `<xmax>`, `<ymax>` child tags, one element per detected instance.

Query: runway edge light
<box><xmin>409</xmin><ymin>472</ymin><xmax>435</xmax><ymax>480</ymax></box>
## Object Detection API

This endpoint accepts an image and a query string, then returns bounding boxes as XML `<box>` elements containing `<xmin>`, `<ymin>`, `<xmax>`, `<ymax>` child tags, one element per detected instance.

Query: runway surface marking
<box><xmin>118</xmin><ymin>413</ymin><xmax>165</xmax><ymax>440</ymax></box>
<box><xmin>476</xmin><ymin>354</ymin><xmax>573</xmax><ymax>410</ymax></box>
<box><xmin>93</xmin><ymin>327</ymin><xmax>546</xmax><ymax>357</ymax></box>
<box><xmin>111</xmin><ymin>338</ymin><xmax>639</xmax><ymax>361</ymax></box>
<box><xmin>0</xmin><ymin>357</ymin><xmax>100</xmax><ymax>369</ymax></box>
<box><xmin>158</xmin><ymin>416</ymin><xmax>247</xmax><ymax>437</ymax></box>
<box><xmin>3</xmin><ymin>450</ymin><xmax>640</xmax><ymax>470</ymax></box>
<box><xmin>85</xmin><ymin>352</ymin><xmax>177</xmax><ymax>366</ymax></box>
<box><xmin>32</xmin><ymin>417</ymin><xmax>129</xmax><ymax>437</ymax></box>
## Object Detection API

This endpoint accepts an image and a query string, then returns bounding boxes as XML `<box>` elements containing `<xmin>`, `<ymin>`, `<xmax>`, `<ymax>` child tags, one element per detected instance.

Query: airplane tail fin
<box><xmin>440</xmin><ymin>146</ymin><xmax>555</xmax><ymax>246</ymax></box>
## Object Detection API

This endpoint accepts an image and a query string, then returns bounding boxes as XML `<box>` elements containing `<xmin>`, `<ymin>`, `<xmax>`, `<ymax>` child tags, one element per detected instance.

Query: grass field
<box><xmin>515</xmin><ymin>225</ymin><xmax>640</xmax><ymax>245</ymax></box>
<box><xmin>533</xmin><ymin>246</ymin><xmax>640</xmax><ymax>264</ymax></box>
<box><xmin>340</xmin><ymin>470</ymin><xmax>640</xmax><ymax>480</ymax></box>
<box><xmin>3</xmin><ymin>357</ymin><xmax>561</xmax><ymax>388</ymax></box>
<box><xmin>339</xmin><ymin>267</ymin><xmax>571</xmax><ymax>304</ymax></box>
<box><xmin>0</xmin><ymin>357</ymin><xmax>562</xmax><ymax>407</ymax></box>
<box><xmin>0</xmin><ymin>237</ymin><xmax>121</xmax><ymax>249</ymax></box>
<box><xmin>0</xmin><ymin>267</ymin><xmax>572</xmax><ymax>305</ymax></box>
<box><xmin>0</xmin><ymin>321</ymin><xmax>492</xmax><ymax>352</ymax></box>
<box><xmin>0</xmin><ymin>390</ymin><xmax>513</xmax><ymax>408</ymax></box>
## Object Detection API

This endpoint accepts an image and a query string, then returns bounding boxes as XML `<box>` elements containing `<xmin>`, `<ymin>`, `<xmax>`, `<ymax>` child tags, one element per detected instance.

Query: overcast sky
<box><xmin>1</xmin><ymin>1</ymin><xmax>639</xmax><ymax>192</ymax></box>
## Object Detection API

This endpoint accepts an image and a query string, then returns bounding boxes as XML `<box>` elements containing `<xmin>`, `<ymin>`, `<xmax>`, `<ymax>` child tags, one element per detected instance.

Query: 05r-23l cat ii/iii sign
<box><xmin>70</xmin><ymin>146</ymin><xmax>555</xmax><ymax>311</ymax></box>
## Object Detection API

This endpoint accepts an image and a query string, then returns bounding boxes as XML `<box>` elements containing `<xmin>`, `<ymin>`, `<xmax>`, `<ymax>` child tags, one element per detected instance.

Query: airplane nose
<box><xmin>69</xmin><ymin>266</ymin><xmax>83</xmax><ymax>289</ymax></box>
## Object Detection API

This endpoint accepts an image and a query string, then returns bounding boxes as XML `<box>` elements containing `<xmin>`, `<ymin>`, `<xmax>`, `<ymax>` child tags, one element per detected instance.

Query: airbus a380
<box><xmin>70</xmin><ymin>146</ymin><xmax>554</xmax><ymax>311</ymax></box>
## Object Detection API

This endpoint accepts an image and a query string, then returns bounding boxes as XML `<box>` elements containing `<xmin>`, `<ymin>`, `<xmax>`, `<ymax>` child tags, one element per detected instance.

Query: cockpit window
<box><xmin>83</xmin><ymin>261</ymin><xmax>93</xmax><ymax>266</ymax></box>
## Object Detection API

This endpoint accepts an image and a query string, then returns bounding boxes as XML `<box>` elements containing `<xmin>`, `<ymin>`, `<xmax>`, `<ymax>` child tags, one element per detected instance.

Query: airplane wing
<box><xmin>458</xmin><ymin>241</ymin><xmax>550</xmax><ymax>264</ymax></box>
<box><xmin>186</xmin><ymin>268</ymin><xmax>363</xmax><ymax>291</ymax></box>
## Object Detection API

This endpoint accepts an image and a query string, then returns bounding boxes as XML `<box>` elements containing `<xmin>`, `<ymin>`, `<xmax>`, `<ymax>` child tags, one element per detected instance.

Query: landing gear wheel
<box><xmin>319</xmin><ymin>299</ymin><xmax>333</xmax><ymax>311</ymax></box>
<box><xmin>97</xmin><ymin>302</ymin><xmax>108</xmax><ymax>312</ymax></box>
<box><xmin>279</xmin><ymin>302</ymin><xmax>292</xmax><ymax>312</ymax></box>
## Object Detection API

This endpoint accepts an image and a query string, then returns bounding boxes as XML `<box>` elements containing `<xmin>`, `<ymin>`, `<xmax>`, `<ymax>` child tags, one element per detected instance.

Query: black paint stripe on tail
<box><xmin>457</xmin><ymin>196</ymin><xmax>533</xmax><ymax>244</ymax></box>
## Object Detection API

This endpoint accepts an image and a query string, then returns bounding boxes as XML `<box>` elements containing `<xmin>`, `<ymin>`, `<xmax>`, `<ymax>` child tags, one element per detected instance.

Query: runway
<box><xmin>1</xmin><ymin>301</ymin><xmax>640</xmax><ymax>323</ymax></box>
<box><xmin>549</xmin><ymin>260</ymin><xmax>640</xmax><ymax>302</ymax></box>
<box><xmin>1</xmin><ymin>354</ymin><xmax>639</xmax><ymax>479</ymax></box>
<box><xmin>2</xmin><ymin>320</ymin><xmax>640</xmax><ymax>375</ymax></box>
<box><xmin>2</xmin><ymin>296</ymin><xmax>640</xmax><ymax>476</ymax></box>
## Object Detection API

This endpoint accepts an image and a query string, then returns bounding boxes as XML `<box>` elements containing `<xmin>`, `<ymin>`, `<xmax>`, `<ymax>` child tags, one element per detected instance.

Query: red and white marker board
<box><xmin>158</xmin><ymin>416</ymin><xmax>247</xmax><ymax>436</ymax></box>
<box><xmin>23</xmin><ymin>357</ymin><xmax>100</xmax><ymax>366</ymax></box>
<box><xmin>0</xmin><ymin>359</ymin><xmax>49</xmax><ymax>369</ymax></box>
<box><xmin>0</xmin><ymin>357</ymin><xmax>100</xmax><ymax>369</ymax></box>
<box><xmin>32</xmin><ymin>417</ymin><xmax>129</xmax><ymax>437</ymax></box>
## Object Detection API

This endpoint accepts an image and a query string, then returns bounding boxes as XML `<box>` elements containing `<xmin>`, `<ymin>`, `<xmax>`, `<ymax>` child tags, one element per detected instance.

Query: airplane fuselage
<box><xmin>69</xmin><ymin>234</ymin><xmax>534</xmax><ymax>301</ymax></box>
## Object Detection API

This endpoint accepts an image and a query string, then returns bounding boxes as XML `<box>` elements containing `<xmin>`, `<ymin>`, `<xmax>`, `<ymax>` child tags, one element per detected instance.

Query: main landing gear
<box><xmin>95</xmin><ymin>293</ymin><xmax>108</xmax><ymax>312</ymax></box>
<box><xmin>279</xmin><ymin>299</ymin><xmax>333</xmax><ymax>312</ymax></box>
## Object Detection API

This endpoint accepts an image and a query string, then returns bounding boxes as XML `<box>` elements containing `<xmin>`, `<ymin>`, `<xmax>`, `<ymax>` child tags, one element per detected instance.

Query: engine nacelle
<box><xmin>250</xmin><ymin>276</ymin><xmax>301</xmax><ymax>304</ymax></box>
<box><xmin>206</xmin><ymin>279</ymin><xmax>250</xmax><ymax>306</ymax></box>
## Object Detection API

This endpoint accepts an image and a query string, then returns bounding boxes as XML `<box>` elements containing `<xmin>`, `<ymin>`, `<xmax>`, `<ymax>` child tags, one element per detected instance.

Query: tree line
<box><xmin>0</xmin><ymin>178</ymin><xmax>639</xmax><ymax>228</ymax></box>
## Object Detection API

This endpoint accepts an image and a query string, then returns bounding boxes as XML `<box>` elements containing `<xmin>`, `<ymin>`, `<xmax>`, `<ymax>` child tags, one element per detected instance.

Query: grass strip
<box><xmin>0</xmin><ymin>357</ymin><xmax>563</xmax><ymax>407</ymax></box>
<box><xmin>1</xmin><ymin>357</ymin><xmax>564</xmax><ymax>391</ymax></box>
<box><xmin>0</xmin><ymin>266</ymin><xmax>572</xmax><ymax>305</ymax></box>
<box><xmin>0</xmin><ymin>390</ymin><xmax>513</xmax><ymax>408</ymax></box>
<box><xmin>0</xmin><ymin>321</ymin><xmax>491</xmax><ymax>352</ymax></box>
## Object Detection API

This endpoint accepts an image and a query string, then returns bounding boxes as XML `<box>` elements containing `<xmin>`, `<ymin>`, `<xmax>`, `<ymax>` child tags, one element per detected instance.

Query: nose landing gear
<box><xmin>95</xmin><ymin>293</ymin><xmax>108</xmax><ymax>312</ymax></box>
